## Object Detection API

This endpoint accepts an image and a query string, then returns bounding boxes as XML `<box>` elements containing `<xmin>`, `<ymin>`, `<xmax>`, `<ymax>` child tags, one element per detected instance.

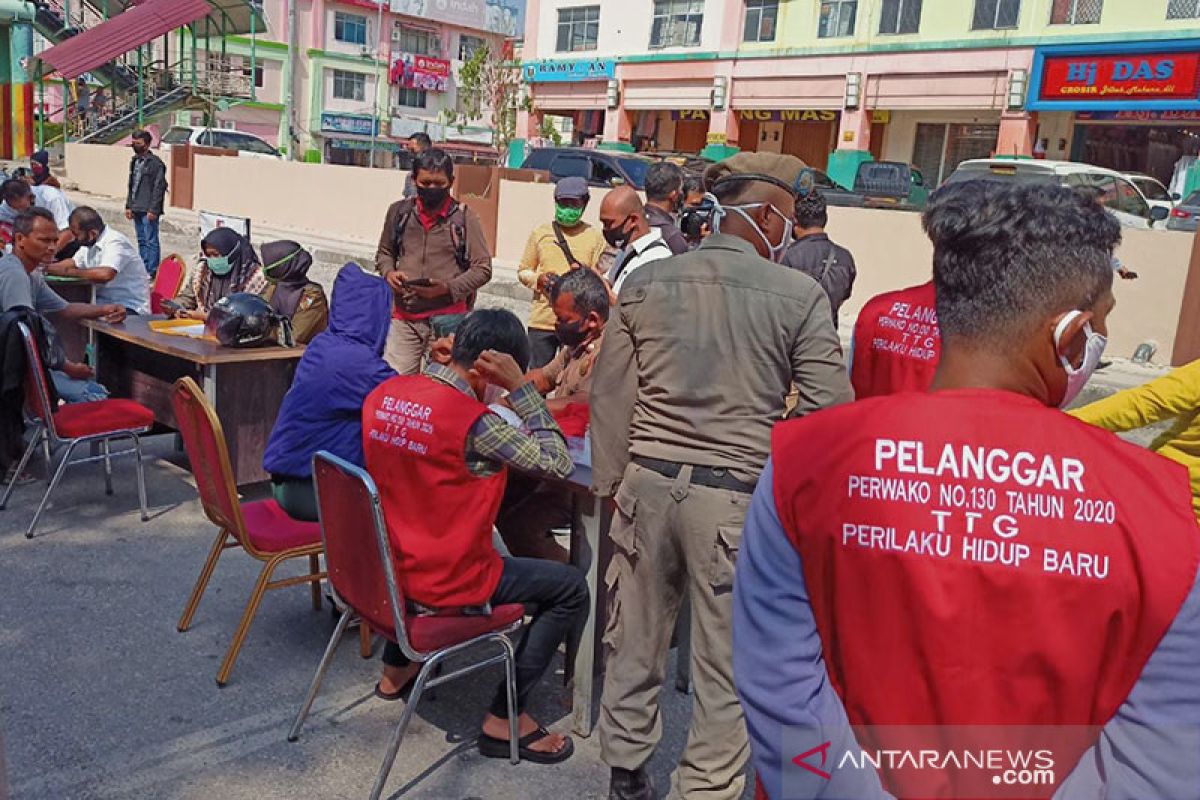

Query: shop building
<box><xmin>516</xmin><ymin>0</ymin><xmax>1200</xmax><ymax>190</ymax></box>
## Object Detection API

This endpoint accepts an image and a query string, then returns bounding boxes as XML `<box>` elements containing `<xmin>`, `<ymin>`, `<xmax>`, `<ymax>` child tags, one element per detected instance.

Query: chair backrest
<box><xmin>312</xmin><ymin>451</ymin><xmax>414</xmax><ymax>657</ymax></box>
<box><xmin>170</xmin><ymin>377</ymin><xmax>247</xmax><ymax>539</ymax></box>
<box><xmin>150</xmin><ymin>254</ymin><xmax>187</xmax><ymax>314</ymax></box>
<box><xmin>17</xmin><ymin>322</ymin><xmax>60</xmax><ymax>439</ymax></box>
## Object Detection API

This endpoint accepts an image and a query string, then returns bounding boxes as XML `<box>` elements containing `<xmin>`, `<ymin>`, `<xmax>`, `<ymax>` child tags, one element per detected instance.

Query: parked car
<box><xmin>643</xmin><ymin>151</ymin><xmax>713</xmax><ymax>178</ymax></box>
<box><xmin>1123</xmin><ymin>172</ymin><xmax>1178</xmax><ymax>228</ymax></box>
<box><xmin>944</xmin><ymin>159</ymin><xmax>1170</xmax><ymax>230</ymax></box>
<box><xmin>159</xmin><ymin>126</ymin><xmax>282</xmax><ymax>160</ymax></box>
<box><xmin>853</xmin><ymin>161</ymin><xmax>930</xmax><ymax>210</ymax></box>
<box><xmin>521</xmin><ymin>147</ymin><xmax>654</xmax><ymax>189</ymax></box>
<box><xmin>812</xmin><ymin>168</ymin><xmax>867</xmax><ymax>208</ymax></box>
<box><xmin>1167</xmin><ymin>190</ymin><xmax>1200</xmax><ymax>232</ymax></box>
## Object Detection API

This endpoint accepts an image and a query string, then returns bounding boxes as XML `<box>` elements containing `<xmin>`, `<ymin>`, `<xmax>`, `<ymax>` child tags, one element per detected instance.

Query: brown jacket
<box><xmin>590</xmin><ymin>233</ymin><xmax>853</xmax><ymax>495</ymax></box>
<box><xmin>373</xmin><ymin>199</ymin><xmax>492</xmax><ymax>314</ymax></box>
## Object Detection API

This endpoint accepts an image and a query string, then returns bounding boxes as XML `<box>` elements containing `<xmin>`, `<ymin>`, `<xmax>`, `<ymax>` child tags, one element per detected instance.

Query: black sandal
<box><xmin>373</xmin><ymin>672</ymin><xmax>418</xmax><ymax>701</ymax></box>
<box><xmin>478</xmin><ymin>726</ymin><xmax>575</xmax><ymax>764</ymax></box>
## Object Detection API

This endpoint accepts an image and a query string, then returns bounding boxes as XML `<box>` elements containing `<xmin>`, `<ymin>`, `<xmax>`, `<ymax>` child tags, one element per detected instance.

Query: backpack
<box><xmin>391</xmin><ymin>198</ymin><xmax>470</xmax><ymax>272</ymax></box>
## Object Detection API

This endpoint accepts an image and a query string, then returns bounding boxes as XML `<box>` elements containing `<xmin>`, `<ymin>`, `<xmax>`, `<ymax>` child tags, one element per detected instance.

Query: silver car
<box><xmin>1167</xmin><ymin>190</ymin><xmax>1200</xmax><ymax>233</ymax></box>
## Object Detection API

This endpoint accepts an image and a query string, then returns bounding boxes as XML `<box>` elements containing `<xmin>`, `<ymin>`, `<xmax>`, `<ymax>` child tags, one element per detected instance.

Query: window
<box><xmin>818</xmin><ymin>0</ymin><xmax>857</xmax><ymax>38</ymax></box>
<box><xmin>396</xmin><ymin>86</ymin><xmax>427</xmax><ymax>108</ymax></box>
<box><xmin>912</xmin><ymin>122</ymin><xmax>999</xmax><ymax>186</ymax></box>
<box><xmin>1167</xmin><ymin>0</ymin><xmax>1200</xmax><ymax>18</ymax></box>
<box><xmin>1050</xmin><ymin>0</ymin><xmax>1102</xmax><ymax>24</ymax></box>
<box><xmin>459</xmin><ymin>34</ymin><xmax>487</xmax><ymax>61</ymax></box>
<box><xmin>1133</xmin><ymin>177</ymin><xmax>1171</xmax><ymax>202</ymax></box>
<box><xmin>743</xmin><ymin>0</ymin><xmax>778</xmax><ymax>42</ymax></box>
<box><xmin>549</xmin><ymin>154</ymin><xmax>592</xmax><ymax>180</ymax></box>
<box><xmin>161</xmin><ymin>127</ymin><xmax>193</xmax><ymax>145</ymax></box>
<box><xmin>879</xmin><ymin>0</ymin><xmax>922</xmax><ymax>33</ymax></box>
<box><xmin>972</xmin><ymin>0</ymin><xmax>1021</xmax><ymax>28</ymax></box>
<box><xmin>650</xmin><ymin>0</ymin><xmax>704</xmax><ymax>48</ymax></box>
<box><xmin>399</xmin><ymin>26</ymin><xmax>437</xmax><ymax>56</ymax></box>
<box><xmin>1114</xmin><ymin>178</ymin><xmax>1151</xmax><ymax>218</ymax></box>
<box><xmin>556</xmin><ymin>6</ymin><xmax>600</xmax><ymax>52</ymax></box>
<box><xmin>334</xmin><ymin>11</ymin><xmax>368</xmax><ymax>45</ymax></box>
<box><xmin>213</xmin><ymin>131</ymin><xmax>278</xmax><ymax>156</ymax></box>
<box><xmin>332</xmin><ymin>69</ymin><xmax>366</xmax><ymax>101</ymax></box>
<box><xmin>240</xmin><ymin>60</ymin><xmax>264</xmax><ymax>89</ymax></box>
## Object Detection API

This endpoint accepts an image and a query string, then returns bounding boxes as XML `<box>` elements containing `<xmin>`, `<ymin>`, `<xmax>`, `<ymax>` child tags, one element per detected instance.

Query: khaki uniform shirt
<box><xmin>590</xmin><ymin>234</ymin><xmax>853</xmax><ymax>495</ymax></box>
<box><xmin>544</xmin><ymin>331</ymin><xmax>605</xmax><ymax>403</ymax></box>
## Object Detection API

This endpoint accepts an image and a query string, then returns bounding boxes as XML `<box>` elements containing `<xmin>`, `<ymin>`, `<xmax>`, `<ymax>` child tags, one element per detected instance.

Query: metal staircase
<box><xmin>30</xmin><ymin>0</ymin><xmax>139</xmax><ymax>90</ymax></box>
<box><xmin>78</xmin><ymin>84</ymin><xmax>197</xmax><ymax>143</ymax></box>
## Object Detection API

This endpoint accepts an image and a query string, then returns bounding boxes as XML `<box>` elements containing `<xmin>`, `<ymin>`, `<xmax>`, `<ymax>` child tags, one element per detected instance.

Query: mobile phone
<box><xmin>160</xmin><ymin>298</ymin><xmax>183</xmax><ymax>316</ymax></box>
<box><xmin>403</xmin><ymin>277</ymin><xmax>433</xmax><ymax>288</ymax></box>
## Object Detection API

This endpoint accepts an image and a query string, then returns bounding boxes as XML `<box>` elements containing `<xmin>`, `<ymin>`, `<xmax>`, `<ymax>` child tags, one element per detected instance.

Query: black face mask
<box><xmin>555</xmin><ymin>318</ymin><xmax>588</xmax><ymax>349</ymax></box>
<box><xmin>417</xmin><ymin>185</ymin><xmax>450</xmax><ymax>209</ymax></box>
<box><xmin>603</xmin><ymin>220</ymin><xmax>631</xmax><ymax>250</ymax></box>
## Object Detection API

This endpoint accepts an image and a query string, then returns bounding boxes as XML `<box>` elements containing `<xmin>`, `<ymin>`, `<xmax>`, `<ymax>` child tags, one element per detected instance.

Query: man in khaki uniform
<box><xmin>590</xmin><ymin>153</ymin><xmax>853</xmax><ymax>800</ymax></box>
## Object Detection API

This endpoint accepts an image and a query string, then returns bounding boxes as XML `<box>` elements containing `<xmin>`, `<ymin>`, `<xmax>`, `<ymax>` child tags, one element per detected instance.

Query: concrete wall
<box><xmin>495</xmin><ymin>179</ymin><xmax>616</xmax><ymax>264</ymax></box>
<box><xmin>65</xmin><ymin>143</ymin><xmax>135</xmax><ymax>202</ymax></box>
<box><xmin>825</xmin><ymin>206</ymin><xmax>1195</xmax><ymax>363</ymax></box>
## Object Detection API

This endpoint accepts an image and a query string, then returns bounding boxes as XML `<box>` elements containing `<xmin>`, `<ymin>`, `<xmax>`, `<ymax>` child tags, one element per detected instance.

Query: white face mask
<box><xmin>710</xmin><ymin>195</ymin><xmax>794</xmax><ymax>263</ymax></box>
<box><xmin>1053</xmin><ymin>310</ymin><xmax>1107</xmax><ymax>409</ymax></box>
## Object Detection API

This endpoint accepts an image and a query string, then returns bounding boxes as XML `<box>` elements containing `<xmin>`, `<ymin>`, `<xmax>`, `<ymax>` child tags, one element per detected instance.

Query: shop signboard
<box><xmin>1076</xmin><ymin>110</ymin><xmax>1200</xmax><ymax>123</ymax></box>
<box><xmin>1030</xmin><ymin>43</ymin><xmax>1200</xmax><ymax>111</ymax></box>
<box><xmin>390</xmin><ymin>52</ymin><xmax>452</xmax><ymax>92</ymax></box>
<box><xmin>722</xmin><ymin>109</ymin><xmax>891</xmax><ymax>123</ymax></box>
<box><xmin>390</xmin><ymin>0</ymin><xmax>485</xmax><ymax>30</ymax></box>
<box><xmin>321</xmin><ymin>113</ymin><xmax>379</xmax><ymax>136</ymax></box>
<box><xmin>523</xmin><ymin>59</ymin><xmax>615</xmax><ymax>83</ymax></box>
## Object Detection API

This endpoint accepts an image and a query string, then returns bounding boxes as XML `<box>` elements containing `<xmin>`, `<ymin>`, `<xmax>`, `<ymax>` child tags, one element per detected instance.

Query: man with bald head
<box><xmin>591</xmin><ymin>153</ymin><xmax>852</xmax><ymax>800</ymax></box>
<box><xmin>599</xmin><ymin>186</ymin><xmax>672</xmax><ymax>294</ymax></box>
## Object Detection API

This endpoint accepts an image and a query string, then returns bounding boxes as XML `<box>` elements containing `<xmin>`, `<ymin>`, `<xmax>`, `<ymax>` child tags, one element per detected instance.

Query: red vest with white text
<box><xmin>771</xmin><ymin>390</ymin><xmax>1200</xmax><ymax>798</ymax></box>
<box><xmin>363</xmin><ymin>375</ymin><xmax>506</xmax><ymax>608</ymax></box>
<box><xmin>850</xmin><ymin>281</ymin><xmax>940</xmax><ymax>399</ymax></box>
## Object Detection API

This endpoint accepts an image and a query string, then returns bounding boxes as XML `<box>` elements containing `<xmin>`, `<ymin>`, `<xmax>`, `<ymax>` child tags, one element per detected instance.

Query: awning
<box><xmin>79</xmin><ymin>0</ymin><xmax>267</xmax><ymax>36</ymax></box>
<box><xmin>35</xmin><ymin>0</ymin><xmax>211</xmax><ymax>80</ymax></box>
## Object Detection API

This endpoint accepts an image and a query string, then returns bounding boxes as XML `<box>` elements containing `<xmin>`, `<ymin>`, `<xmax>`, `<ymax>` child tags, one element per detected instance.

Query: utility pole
<box><xmin>369</xmin><ymin>0</ymin><xmax>384</xmax><ymax>168</ymax></box>
<box><xmin>284</xmin><ymin>0</ymin><xmax>298</xmax><ymax>160</ymax></box>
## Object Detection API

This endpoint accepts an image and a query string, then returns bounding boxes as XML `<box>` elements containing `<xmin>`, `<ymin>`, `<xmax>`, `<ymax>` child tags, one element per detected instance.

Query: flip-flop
<box><xmin>478</xmin><ymin>726</ymin><xmax>575</xmax><ymax>765</ymax></box>
<box><xmin>373</xmin><ymin>673</ymin><xmax>418</xmax><ymax>701</ymax></box>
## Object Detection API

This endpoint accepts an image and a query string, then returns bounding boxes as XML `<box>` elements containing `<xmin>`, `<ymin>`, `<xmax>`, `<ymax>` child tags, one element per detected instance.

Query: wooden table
<box><xmin>45</xmin><ymin>275</ymin><xmax>96</xmax><ymax>363</ymax></box>
<box><xmin>85</xmin><ymin>316</ymin><xmax>305</xmax><ymax>485</ymax></box>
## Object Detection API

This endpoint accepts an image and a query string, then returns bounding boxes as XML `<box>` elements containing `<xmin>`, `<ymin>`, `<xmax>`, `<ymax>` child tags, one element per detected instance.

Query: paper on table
<box><xmin>149</xmin><ymin>319</ymin><xmax>209</xmax><ymax>339</ymax></box>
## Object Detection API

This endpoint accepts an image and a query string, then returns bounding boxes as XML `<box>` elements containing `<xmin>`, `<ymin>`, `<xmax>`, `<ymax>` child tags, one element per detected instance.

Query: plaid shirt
<box><xmin>425</xmin><ymin>363</ymin><xmax>573</xmax><ymax>479</ymax></box>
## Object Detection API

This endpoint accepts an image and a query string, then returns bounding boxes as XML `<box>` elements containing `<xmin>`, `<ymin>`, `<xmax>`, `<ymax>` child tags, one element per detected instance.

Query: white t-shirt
<box><xmin>32</xmin><ymin>185</ymin><xmax>74</xmax><ymax>230</ymax></box>
<box><xmin>73</xmin><ymin>226</ymin><xmax>150</xmax><ymax>314</ymax></box>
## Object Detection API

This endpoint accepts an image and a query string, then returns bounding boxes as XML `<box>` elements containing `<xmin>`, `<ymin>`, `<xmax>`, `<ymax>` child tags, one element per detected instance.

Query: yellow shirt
<box><xmin>1071</xmin><ymin>359</ymin><xmax>1200</xmax><ymax>521</ymax></box>
<box><xmin>517</xmin><ymin>222</ymin><xmax>607</xmax><ymax>331</ymax></box>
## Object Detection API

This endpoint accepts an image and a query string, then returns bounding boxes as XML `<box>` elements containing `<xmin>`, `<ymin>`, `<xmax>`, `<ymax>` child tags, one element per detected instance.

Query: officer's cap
<box><xmin>703</xmin><ymin>152</ymin><xmax>815</xmax><ymax>199</ymax></box>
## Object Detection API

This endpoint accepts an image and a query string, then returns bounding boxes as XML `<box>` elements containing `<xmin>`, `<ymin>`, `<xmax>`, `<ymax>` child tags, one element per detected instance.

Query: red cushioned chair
<box><xmin>0</xmin><ymin>322</ymin><xmax>152</xmax><ymax>539</ymax></box>
<box><xmin>150</xmin><ymin>254</ymin><xmax>186</xmax><ymax>315</ymax></box>
<box><xmin>171</xmin><ymin>376</ymin><xmax>326</xmax><ymax>686</ymax></box>
<box><xmin>288</xmin><ymin>451</ymin><xmax>524</xmax><ymax>800</ymax></box>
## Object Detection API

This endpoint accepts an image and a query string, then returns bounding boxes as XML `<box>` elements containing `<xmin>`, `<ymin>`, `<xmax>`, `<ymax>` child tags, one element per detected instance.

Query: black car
<box><xmin>811</xmin><ymin>168</ymin><xmax>867</xmax><ymax>208</ymax></box>
<box><xmin>521</xmin><ymin>147</ymin><xmax>653</xmax><ymax>189</ymax></box>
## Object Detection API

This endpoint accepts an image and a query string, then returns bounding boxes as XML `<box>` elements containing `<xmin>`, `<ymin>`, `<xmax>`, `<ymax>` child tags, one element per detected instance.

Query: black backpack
<box><xmin>391</xmin><ymin>198</ymin><xmax>470</xmax><ymax>271</ymax></box>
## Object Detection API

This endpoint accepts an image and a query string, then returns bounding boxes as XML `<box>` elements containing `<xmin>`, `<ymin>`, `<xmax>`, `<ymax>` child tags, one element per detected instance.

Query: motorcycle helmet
<box><xmin>205</xmin><ymin>293</ymin><xmax>292</xmax><ymax>348</ymax></box>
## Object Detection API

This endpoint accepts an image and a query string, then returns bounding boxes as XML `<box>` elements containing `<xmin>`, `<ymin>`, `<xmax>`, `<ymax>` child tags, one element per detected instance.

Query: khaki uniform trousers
<box><xmin>599</xmin><ymin>462</ymin><xmax>750</xmax><ymax>800</ymax></box>
<box><xmin>384</xmin><ymin>318</ymin><xmax>433</xmax><ymax>376</ymax></box>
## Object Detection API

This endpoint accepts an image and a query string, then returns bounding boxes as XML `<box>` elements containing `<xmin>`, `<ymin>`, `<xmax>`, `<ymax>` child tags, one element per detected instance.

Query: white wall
<box><xmin>533</xmin><ymin>0</ymin><xmax>726</xmax><ymax>60</ymax></box>
<box><xmin>322</xmin><ymin>65</ymin><xmax>382</xmax><ymax>116</ymax></box>
<box><xmin>881</xmin><ymin>110</ymin><xmax>1003</xmax><ymax>168</ymax></box>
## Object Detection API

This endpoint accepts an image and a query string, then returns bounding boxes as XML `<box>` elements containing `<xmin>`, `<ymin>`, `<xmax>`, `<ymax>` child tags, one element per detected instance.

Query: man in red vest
<box><xmin>733</xmin><ymin>180</ymin><xmax>1200</xmax><ymax>799</ymax></box>
<box><xmin>849</xmin><ymin>280</ymin><xmax>940</xmax><ymax>398</ymax></box>
<box><xmin>362</xmin><ymin>308</ymin><xmax>588</xmax><ymax>764</ymax></box>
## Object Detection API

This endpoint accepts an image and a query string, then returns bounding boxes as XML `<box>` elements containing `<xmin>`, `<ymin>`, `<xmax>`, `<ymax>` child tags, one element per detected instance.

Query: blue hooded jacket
<box><xmin>263</xmin><ymin>263</ymin><xmax>395</xmax><ymax>478</ymax></box>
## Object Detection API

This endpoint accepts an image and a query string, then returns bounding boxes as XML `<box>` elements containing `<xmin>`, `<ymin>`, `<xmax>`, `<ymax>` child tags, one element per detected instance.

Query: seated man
<box><xmin>46</xmin><ymin>207</ymin><xmax>151</xmax><ymax>316</ymax></box>
<box><xmin>263</xmin><ymin>263</ymin><xmax>395</xmax><ymax>521</ymax></box>
<box><xmin>496</xmin><ymin>268</ymin><xmax>609</xmax><ymax>562</ymax></box>
<box><xmin>363</xmin><ymin>308</ymin><xmax>588</xmax><ymax>765</ymax></box>
<box><xmin>1</xmin><ymin>176</ymin><xmax>75</xmax><ymax>259</ymax></box>
<box><xmin>0</xmin><ymin>209</ymin><xmax>125</xmax><ymax>403</ymax></box>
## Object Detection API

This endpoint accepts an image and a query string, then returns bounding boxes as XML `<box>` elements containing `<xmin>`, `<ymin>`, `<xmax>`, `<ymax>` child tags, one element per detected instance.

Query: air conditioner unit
<box><xmin>391</xmin><ymin>28</ymin><xmax>402</xmax><ymax>42</ymax></box>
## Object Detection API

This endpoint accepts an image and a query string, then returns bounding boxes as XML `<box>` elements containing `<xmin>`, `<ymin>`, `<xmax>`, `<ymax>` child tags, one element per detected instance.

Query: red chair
<box><xmin>288</xmin><ymin>451</ymin><xmax>524</xmax><ymax>800</ymax></box>
<box><xmin>170</xmin><ymin>376</ymin><xmax>326</xmax><ymax>686</ymax></box>
<box><xmin>0</xmin><ymin>321</ymin><xmax>152</xmax><ymax>538</ymax></box>
<box><xmin>150</xmin><ymin>254</ymin><xmax>186</xmax><ymax>314</ymax></box>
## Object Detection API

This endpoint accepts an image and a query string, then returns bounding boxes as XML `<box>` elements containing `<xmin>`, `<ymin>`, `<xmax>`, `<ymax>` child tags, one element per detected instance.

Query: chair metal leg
<box><xmin>370</xmin><ymin>658</ymin><xmax>441</xmax><ymax>800</ymax></box>
<box><xmin>309</xmin><ymin>554</ymin><xmax>322</xmax><ymax>611</ymax></box>
<box><xmin>288</xmin><ymin>609</ymin><xmax>353</xmax><ymax>742</ymax></box>
<box><xmin>216</xmin><ymin>555</ymin><xmax>282</xmax><ymax>686</ymax></box>
<box><xmin>102</xmin><ymin>439</ymin><xmax>113</xmax><ymax>495</ymax></box>
<box><xmin>177</xmin><ymin>529</ymin><xmax>233</xmax><ymax>632</ymax></box>
<box><xmin>500</xmin><ymin>635</ymin><xmax>520</xmax><ymax>765</ymax></box>
<box><xmin>359</xmin><ymin>622</ymin><xmax>373</xmax><ymax>659</ymax></box>
<box><xmin>26</xmin><ymin>439</ymin><xmax>78</xmax><ymax>539</ymax></box>
<box><xmin>1</xmin><ymin>424</ymin><xmax>42</xmax><ymax>510</ymax></box>
<box><xmin>41</xmin><ymin>433</ymin><xmax>52</xmax><ymax>484</ymax></box>
<box><xmin>133</xmin><ymin>435</ymin><xmax>148</xmax><ymax>522</ymax></box>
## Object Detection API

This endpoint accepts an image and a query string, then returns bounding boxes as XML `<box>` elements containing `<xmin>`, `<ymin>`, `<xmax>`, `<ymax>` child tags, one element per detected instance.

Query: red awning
<box><xmin>35</xmin><ymin>0</ymin><xmax>212</xmax><ymax>81</ymax></box>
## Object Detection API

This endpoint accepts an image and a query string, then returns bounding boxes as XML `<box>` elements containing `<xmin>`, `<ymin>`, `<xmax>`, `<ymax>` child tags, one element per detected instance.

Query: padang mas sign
<box><xmin>1029</xmin><ymin>43</ymin><xmax>1200</xmax><ymax>111</ymax></box>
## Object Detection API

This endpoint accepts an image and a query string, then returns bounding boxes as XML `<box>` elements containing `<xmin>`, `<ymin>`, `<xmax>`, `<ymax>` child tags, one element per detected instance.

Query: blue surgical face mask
<box><xmin>206</xmin><ymin>255</ymin><xmax>233</xmax><ymax>276</ymax></box>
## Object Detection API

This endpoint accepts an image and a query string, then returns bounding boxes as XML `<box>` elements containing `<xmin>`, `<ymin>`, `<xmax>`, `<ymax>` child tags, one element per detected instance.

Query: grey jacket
<box><xmin>126</xmin><ymin>152</ymin><xmax>168</xmax><ymax>215</ymax></box>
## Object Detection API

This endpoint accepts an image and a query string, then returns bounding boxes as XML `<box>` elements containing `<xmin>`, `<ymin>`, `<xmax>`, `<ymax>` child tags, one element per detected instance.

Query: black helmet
<box><xmin>205</xmin><ymin>293</ymin><xmax>292</xmax><ymax>348</ymax></box>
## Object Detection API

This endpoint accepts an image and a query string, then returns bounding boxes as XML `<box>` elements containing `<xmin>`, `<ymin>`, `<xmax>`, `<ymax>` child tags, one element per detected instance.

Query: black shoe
<box><xmin>609</xmin><ymin>767</ymin><xmax>656</xmax><ymax>800</ymax></box>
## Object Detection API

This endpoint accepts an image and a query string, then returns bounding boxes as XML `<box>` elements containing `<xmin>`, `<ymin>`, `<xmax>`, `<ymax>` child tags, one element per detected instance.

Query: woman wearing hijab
<box><xmin>259</xmin><ymin>240</ymin><xmax>328</xmax><ymax>344</ymax></box>
<box><xmin>172</xmin><ymin>227</ymin><xmax>268</xmax><ymax>320</ymax></box>
<box><xmin>30</xmin><ymin>151</ymin><xmax>61</xmax><ymax>189</ymax></box>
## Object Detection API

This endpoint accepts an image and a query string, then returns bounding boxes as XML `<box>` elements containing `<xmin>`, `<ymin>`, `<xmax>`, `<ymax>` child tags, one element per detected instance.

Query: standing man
<box><xmin>591</xmin><ymin>153</ymin><xmax>852</xmax><ymax>800</ymax></box>
<box><xmin>599</xmin><ymin>186</ymin><xmax>672</xmax><ymax>294</ymax></box>
<box><xmin>643</xmin><ymin>162</ymin><xmax>689</xmax><ymax>255</ymax></box>
<box><xmin>734</xmin><ymin>181</ymin><xmax>1200</xmax><ymax>800</ymax></box>
<box><xmin>375</xmin><ymin>147</ymin><xmax>493</xmax><ymax>375</ymax></box>
<box><xmin>517</xmin><ymin>177</ymin><xmax>606</xmax><ymax>368</ymax></box>
<box><xmin>46</xmin><ymin>207</ymin><xmax>151</xmax><ymax>316</ymax></box>
<box><xmin>781</xmin><ymin>189</ymin><xmax>857</xmax><ymax>326</ymax></box>
<box><xmin>124</xmin><ymin>130</ymin><xmax>168</xmax><ymax>276</ymax></box>
<box><xmin>849</xmin><ymin>280</ymin><xmax>940</xmax><ymax>399</ymax></box>
<box><xmin>403</xmin><ymin>131</ymin><xmax>432</xmax><ymax>199</ymax></box>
